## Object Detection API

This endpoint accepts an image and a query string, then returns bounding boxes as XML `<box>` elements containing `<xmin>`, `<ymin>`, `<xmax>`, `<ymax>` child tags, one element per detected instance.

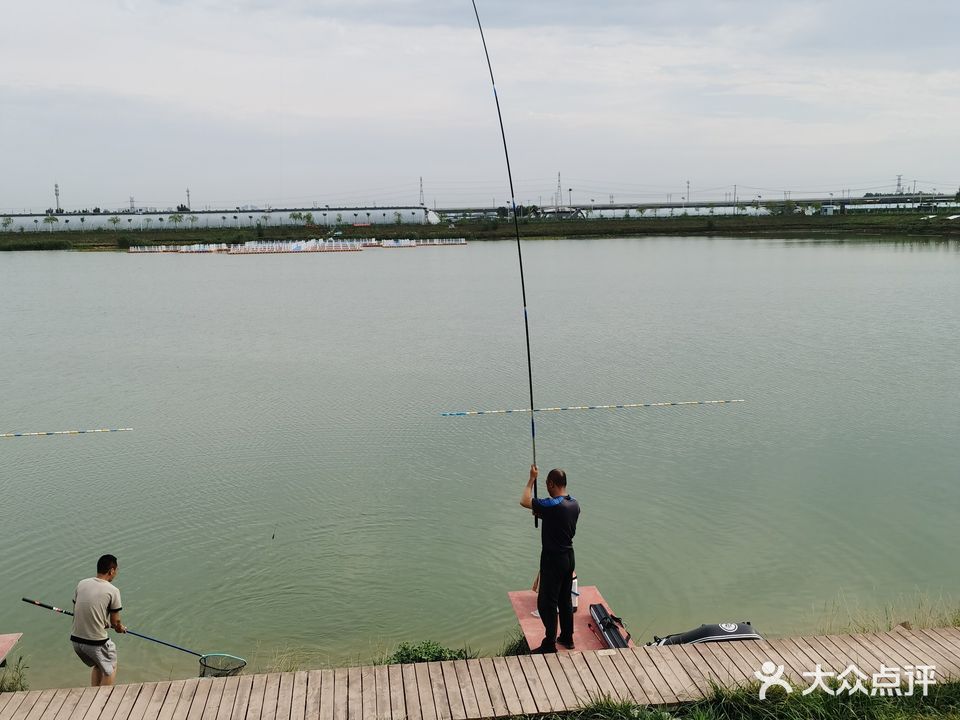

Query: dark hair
<box><xmin>546</xmin><ymin>469</ymin><xmax>567</xmax><ymax>487</ymax></box>
<box><xmin>97</xmin><ymin>555</ymin><xmax>118</xmax><ymax>574</ymax></box>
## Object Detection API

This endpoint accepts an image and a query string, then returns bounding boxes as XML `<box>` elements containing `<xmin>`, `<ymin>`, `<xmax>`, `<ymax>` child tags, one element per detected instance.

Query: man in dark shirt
<box><xmin>521</xmin><ymin>464</ymin><xmax>580</xmax><ymax>653</ymax></box>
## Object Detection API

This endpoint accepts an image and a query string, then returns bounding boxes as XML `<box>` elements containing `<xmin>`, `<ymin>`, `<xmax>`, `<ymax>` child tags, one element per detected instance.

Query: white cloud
<box><xmin>1</xmin><ymin>0</ymin><xmax>958</xmax><ymax>211</ymax></box>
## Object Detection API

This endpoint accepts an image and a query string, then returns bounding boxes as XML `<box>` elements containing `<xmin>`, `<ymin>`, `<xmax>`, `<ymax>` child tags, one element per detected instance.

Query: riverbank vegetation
<box><xmin>0</xmin><ymin>657</ymin><xmax>28</xmax><ymax>692</ymax></box>
<box><xmin>1</xmin><ymin>212</ymin><xmax>959</xmax><ymax>251</ymax></box>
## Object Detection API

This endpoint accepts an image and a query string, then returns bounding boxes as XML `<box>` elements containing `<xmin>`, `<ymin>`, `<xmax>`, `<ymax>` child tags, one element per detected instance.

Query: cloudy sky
<box><xmin>2</xmin><ymin>0</ymin><xmax>958</xmax><ymax>213</ymax></box>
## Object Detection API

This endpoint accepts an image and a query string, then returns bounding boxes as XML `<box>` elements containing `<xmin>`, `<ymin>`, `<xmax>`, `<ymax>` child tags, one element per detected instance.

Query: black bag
<box><xmin>589</xmin><ymin>603</ymin><xmax>631</xmax><ymax>649</ymax></box>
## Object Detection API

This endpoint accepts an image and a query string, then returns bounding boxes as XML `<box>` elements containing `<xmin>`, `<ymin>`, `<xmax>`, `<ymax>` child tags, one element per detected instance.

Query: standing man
<box><xmin>521</xmin><ymin>465</ymin><xmax>580</xmax><ymax>653</ymax></box>
<box><xmin>71</xmin><ymin>554</ymin><xmax>126</xmax><ymax>686</ymax></box>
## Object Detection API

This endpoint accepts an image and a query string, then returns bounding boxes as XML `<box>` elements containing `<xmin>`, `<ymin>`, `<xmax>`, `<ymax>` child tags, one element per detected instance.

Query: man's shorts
<box><xmin>72</xmin><ymin>639</ymin><xmax>117</xmax><ymax>676</ymax></box>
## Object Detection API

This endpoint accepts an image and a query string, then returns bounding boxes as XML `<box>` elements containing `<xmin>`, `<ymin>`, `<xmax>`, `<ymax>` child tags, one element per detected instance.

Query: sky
<box><xmin>1</xmin><ymin>0</ymin><xmax>959</xmax><ymax>213</ymax></box>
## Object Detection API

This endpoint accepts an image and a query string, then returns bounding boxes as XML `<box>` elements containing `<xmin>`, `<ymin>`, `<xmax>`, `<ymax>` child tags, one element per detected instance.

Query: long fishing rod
<box><xmin>22</xmin><ymin>597</ymin><xmax>201</xmax><ymax>657</ymax></box>
<box><xmin>470</xmin><ymin>1</ymin><xmax>539</xmax><ymax>525</ymax></box>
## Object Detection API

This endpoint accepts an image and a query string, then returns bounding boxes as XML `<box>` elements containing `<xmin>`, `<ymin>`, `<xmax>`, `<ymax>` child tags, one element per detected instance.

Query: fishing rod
<box><xmin>22</xmin><ymin>597</ymin><xmax>201</xmax><ymax>657</ymax></box>
<box><xmin>441</xmin><ymin>399</ymin><xmax>746</xmax><ymax>417</ymax></box>
<box><xmin>470</xmin><ymin>0</ymin><xmax>539</xmax><ymax>525</ymax></box>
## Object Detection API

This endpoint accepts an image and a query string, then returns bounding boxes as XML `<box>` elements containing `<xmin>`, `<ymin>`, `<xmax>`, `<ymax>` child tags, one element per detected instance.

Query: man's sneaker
<box><xmin>530</xmin><ymin>643</ymin><xmax>557</xmax><ymax>654</ymax></box>
<box><xmin>556</xmin><ymin>637</ymin><xmax>575</xmax><ymax>650</ymax></box>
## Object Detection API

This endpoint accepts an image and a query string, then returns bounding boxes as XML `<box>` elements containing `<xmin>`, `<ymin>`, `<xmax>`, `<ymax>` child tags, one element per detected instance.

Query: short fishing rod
<box><xmin>470</xmin><ymin>0</ymin><xmax>539</xmax><ymax>526</ymax></box>
<box><xmin>22</xmin><ymin>597</ymin><xmax>201</xmax><ymax>657</ymax></box>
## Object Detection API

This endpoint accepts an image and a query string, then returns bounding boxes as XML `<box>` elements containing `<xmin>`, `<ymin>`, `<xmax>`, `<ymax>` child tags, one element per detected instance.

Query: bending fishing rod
<box><xmin>22</xmin><ymin>598</ymin><xmax>201</xmax><ymax>657</ymax></box>
<box><xmin>470</xmin><ymin>0</ymin><xmax>539</xmax><ymax>525</ymax></box>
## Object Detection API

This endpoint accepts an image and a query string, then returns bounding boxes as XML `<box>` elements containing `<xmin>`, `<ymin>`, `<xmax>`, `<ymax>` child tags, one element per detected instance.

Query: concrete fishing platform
<box><xmin>507</xmin><ymin>585</ymin><xmax>633</xmax><ymax>652</ymax></box>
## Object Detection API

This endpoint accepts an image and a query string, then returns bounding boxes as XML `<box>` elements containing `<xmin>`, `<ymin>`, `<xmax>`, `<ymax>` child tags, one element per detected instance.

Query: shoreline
<box><xmin>2</xmin><ymin>213</ymin><xmax>959</xmax><ymax>251</ymax></box>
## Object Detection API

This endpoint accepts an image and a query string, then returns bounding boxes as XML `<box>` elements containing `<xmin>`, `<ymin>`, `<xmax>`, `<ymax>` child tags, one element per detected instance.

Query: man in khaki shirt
<box><xmin>71</xmin><ymin>555</ymin><xmax>126</xmax><ymax>686</ymax></box>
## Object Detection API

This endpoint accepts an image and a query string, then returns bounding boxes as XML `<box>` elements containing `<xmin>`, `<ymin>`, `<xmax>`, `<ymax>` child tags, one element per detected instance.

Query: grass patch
<box><xmin>498</xmin><ymin>625</ymin><xmax>529</xmax><ymax>656</ymax></box>
<box><xmin>526</xmin><ymin>682</ymin><xmax>960</xmax><ymax>719</ymax></box>
<box><xmin>0</xmin><ymin>657</ymin><xmax>28</xmax><ymax>692</ymax></box>
<box><xmin>816</xmin><ymin>592</ymin><xmax>960</xmax><ymax>635</ymax></box>
<box><xmin>379</xmin><ymin>640</ymin><xmax>475</xmax><ymax>665</ymax></box>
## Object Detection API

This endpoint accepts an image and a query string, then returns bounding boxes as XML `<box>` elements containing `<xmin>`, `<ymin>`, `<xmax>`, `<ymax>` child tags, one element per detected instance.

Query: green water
<box><xmin>1</xmin><ymin>237</ymin><xmax>958</xmax><ymax>689</ymax></box>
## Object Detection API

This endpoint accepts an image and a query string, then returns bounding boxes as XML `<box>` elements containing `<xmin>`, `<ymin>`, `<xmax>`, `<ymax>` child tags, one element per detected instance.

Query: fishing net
<box><xmin>199</xmin><ymin>653</ymin><xmax>247</xmax><ymax>678</ymax></box>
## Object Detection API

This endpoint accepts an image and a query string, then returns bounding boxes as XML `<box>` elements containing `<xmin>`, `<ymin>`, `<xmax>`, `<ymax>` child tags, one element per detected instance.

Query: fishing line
<box><xmin>1</xmin><ymin>427</ymin><xmax>132</xmax><ymax>438</ymax></box>
<box><xmin>441</xmin><ymin>399</ymin><xmax>746</xmax><ymax>417</ymax></box>
<box><xmin>470</xmin><ymin>0</ymin><xmax>540</xmax><ymax>522</ymax></box>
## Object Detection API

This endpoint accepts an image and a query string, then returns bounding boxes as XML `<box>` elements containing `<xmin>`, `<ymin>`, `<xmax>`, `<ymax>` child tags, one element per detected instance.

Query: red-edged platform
<box><xmin>508</xmin><ymin>585</ymin><xmax>633</xmax><ymax>652</ymax></box>
<box><xmin>0</xmin><ymin>633</ymin><xmax>22</xmax><ymax>665</ymax></box>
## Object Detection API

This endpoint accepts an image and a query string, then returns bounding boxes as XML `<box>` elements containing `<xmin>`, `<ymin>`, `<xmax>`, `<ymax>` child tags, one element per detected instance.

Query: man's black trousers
<box><xmin>537</xmin><ymin>548</ymin><xmax>575</xmax><ymax>647</ymax></box>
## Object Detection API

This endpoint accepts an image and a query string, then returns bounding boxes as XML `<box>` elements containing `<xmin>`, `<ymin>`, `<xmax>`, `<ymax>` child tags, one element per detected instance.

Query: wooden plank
<box><xmin>387</xmin><ymin>665</ymin><xmax>406</xmax><ymax>720</ymax></box>
<box><xmin>399</xmin><ymin>665</ymin><xmax>421</xmax><ymax>720</ymax></box>
<box><xmin>290</xmin><ymin>672</ymin><xmax>308</xmax><ymax>720</ymax></box>
<box><xmin>691</xmin><ymin>644</ymin><xmax>737</xmax><ymax>688</ymax></box>
<box><xmin>36</xmin><ymin>689</ymin><xmax>71</xmax><ymax>720</ymax></box>
<box><xmin>347</xmin><ymin>668</ymin><xmax>363</xmax><ymax>720</ymax></box>
<box><xmin>360</xmin><ymin>666</ymin><xmax>377</xmax><ymax>720</ymax></box>
<box><xmin>451</xmin><ymin>662</ymin><xmax>478</xmax><ymax>719</ymax></box>
<box><xmin>916</xmin><ymin>629</ymin><xmax>960</xmax><ymax>674</ymax></box>
<box><xmin>1</xmin><ymin>692</ymin><xmax>37</xmax><ymax>720</ymax></box>
<box><xmin>753</xmin><ymin>639</ymin><xmax>805</xmax><ymax>683</ymax></box>
<box><xmin>884</xmin><ymin>630</ymin><xmax>956</xmax><ymax>678</ymax></box>
<box><xmin>243</xmin><ymin>676</ymin><xmax>267</xmax><ymax>720</ymax></box>
<box><xmin>318</xmin><ymin>671</ymin><xmax>335</xmax><ymax>720</ymax></box>
<box><xmin>260</xmin><ymin>676</ymin><xmax>282</xmax><ymax>720</ymax></box>
<box><xmin>802</xmin><ymin>636</ymin><xmax>850</xmax><ymax>674</ymax></box>
<box><xmin>438</xmin><ymin>663</ymin><xmax>464</xmax><ymax>720</ymax></box>
<box><xmin>605</xmin><ymin>650</ymin><xmax>649</xmax><ymax>705</ymax></box>
<box><xmin>425</xmin><ymin>663</ymin><xmax>450</xmax><ymax>720</ymax></box>
<box><xmin>183</xmin><ymin>680</ymin><xmax>213</xmax><ymax>720</ymax></box>
<box><xmin>82</xmin><ymin>686</ymin><xmax>116</xmax><ymax>720</ymax></box>
<box><xmin>412</xmin><ymin>663</ymin><xmax>436</xmax><ymax>720</ymax></box>
<box><xmin>564</xmin><ymin>653</ymin><xmax>601</xmax><ymax>703</ymax></box>
<box><xmin>512</xmin><ymin>657</ymin><xmax>547</xmax><ymax>713</ymax></box>
<box><xmin>615</xmin><ymin>648</ymin><xmax>662</xmax><ymax>706</ymax></box>
<box><xmin>670</xmin><ymin>646</ymin><xmax>715</xmax><ymax>699</ymax></box>
<box><xmin>154</xmin><ymin>682</ymin><xmax>185</xmax><ymax>720</ymax></box>
<box><xmin>709</xmin><ymin>643</ymin><xmax>754</xmax><ymax>686</ymax></box>
<box><xmin>304</xmin><ymin>671</ymin><xmax>321</xmax><ymax>720</ymax></box>
<box><xmin>818</xmin><ymin>635</ymin><xmax>879</xmax><ymax>675</ymax></box>
<box><xmin>866</xmin><ymin>633</ymin><xmax>917</xmax><ymax>672</ymax></box>
<box><xmin>53</xmin><ymin>689</ymin><xmax>85</xmax><ymax>720</ymax></box>
<box><xmin>845</xmin><ymin>634</ymin><xmax>893</xmax><ymax>670</ymax></box>
<box><xmin>723</xmin><ymin>640</ymin><xmax>767</xmax><ymax>683</ymax></box>
<box><xmin>0</xmin><ymin>693</ymin><xmax>29</xmax><ymax>720</ymax></box>
<box><xmin>145</xmin><ymin>683</ymin><xmax>175</xmax><ymax>720</ymax></box>
<box><xmin>580</xmin><ymin>652</ymin><xmax>620</xmax><ymax>701</ymax></box>
<box><xmin>463</xmin><ymin>661</ymin><xmax>493</xmax><ymax>719</ymax></box>
<box><xmin>214</xmin><ymin>678</ymin><xmax>242</xmax><ymax>720</ymax></box>
<box><xmin>18</xmin><ymin>689</ymin><xmax>58</xmax><ymax>720</ymax></box>
<box><xmin>552</xmin><ymin>654</ymin><xmax>588</xmax><ymax>707</ymax></box>
<box><xmin>198</xmin><ymin>679</ymin><xmax>226</xmax><ymax>720</ymax></box>
<box><xmin>527</xmin><ymin>655</ymin><xmax>564</xmax><ymax>713</ymax></box>
<box><xmin>626</xmin><ymin>649</ymin><xmax>672</xmax><ymax>705</ymax></box>
<box><xmin>597</xmin><ymin>650</ymin><xmax>634</xmax><ymax>702</ymax></box>
<box><xmin>542</xmin><ymin>654</ymin><xmax>577</xmax><ymax>709</ymax></box>
<box><xmin>499</xmin><ymin>658</ymin><xmax>534</xmax><ymax>716</ymax></box>
<box><xmin>476</xmin><ymin>659</ymin><xmax>508</xmax><ymax>718</ymax></box>
<box><xmin>230</xmin><ymin>678</ymin><xmax>253</xmax><ymax>720</ymax></box>
<box><xmin>117</xmin><ymin>684</ymin><xmax>150</xmax><ymax>720</ymax></box>
<box><xmin>373</xmin><ymin>666</ymin><xmax>390</xmax><ymax>720</ymax></box>
<box><xmin>649</xmin><ymin>647</ymin><xmax>699</xmax><ymax>702</ymax></box>
<box><xmin>333</xmin><ymin>669</ymin><xmax>349</xmax><ymax>720</ymax></box>
<box><xmin>125</xmin><ymin>683</ymin><xmax>158</xmax><ymax>720</ymax></box>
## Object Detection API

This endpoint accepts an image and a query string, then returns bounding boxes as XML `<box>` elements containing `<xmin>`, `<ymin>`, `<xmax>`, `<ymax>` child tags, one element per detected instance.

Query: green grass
<box><xmin>0</xmin><ymin>657</ymin><xmax>28</xmax><ymax>692</ymax></box>
<box><xmin>527</xmin><ymin>683</ymin><xmax>960</xmax><ymax>719</ymax></box>
<box><xmin>815</xmin><ymin>592</ymin><xmax>960</xmax><ymax>635</ymax></box>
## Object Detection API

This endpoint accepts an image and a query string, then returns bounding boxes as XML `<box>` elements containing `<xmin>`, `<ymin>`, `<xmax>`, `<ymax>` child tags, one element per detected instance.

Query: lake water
<box><xmin>1</xmin><ymin>236</ymin><xmax>959</xmax><ymax>689</ymax></box>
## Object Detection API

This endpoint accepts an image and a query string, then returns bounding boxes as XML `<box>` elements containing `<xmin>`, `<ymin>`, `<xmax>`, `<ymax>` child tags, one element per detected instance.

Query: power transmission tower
<box><xmin>896</xmin><ymin>175</ymin><xmax>902</xmax><ymax>194</ymax></box>
<box><xmin>130</xmin><ymin>196</ymin><xmax>135</xmax><ymax>212</ymax></box>
<box><xmin>186</xmin><ymin>188</ymin><xmax>191</xmax><ymax>209</ymax></box>
<box><xmin>54</xmin><ymin>183</ymin><xmax>61</xmax><ymax>212</ymax></box>
<box><xmin>556</xmin><ymin>173</ymin><xmax>562</xmax><ymax>208</ymax></box>
<box><xmin>419</xmin><ymin>177</ymin><xmax>424</xmax><ymax>206</ymax></box>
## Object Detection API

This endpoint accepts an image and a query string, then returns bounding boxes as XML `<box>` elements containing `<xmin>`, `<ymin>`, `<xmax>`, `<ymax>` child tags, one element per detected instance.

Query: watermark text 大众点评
<box><xmin>754</xmin><ymin>661</ymin><xmax>936</xmax><ymax>699</ymax></box>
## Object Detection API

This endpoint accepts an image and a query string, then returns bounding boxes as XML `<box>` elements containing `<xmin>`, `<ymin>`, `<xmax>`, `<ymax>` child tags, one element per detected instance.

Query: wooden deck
<box><xmin>2</xmin><ymin>626</ymin><xmax>958</xmax><ymax>720</ymax></box>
